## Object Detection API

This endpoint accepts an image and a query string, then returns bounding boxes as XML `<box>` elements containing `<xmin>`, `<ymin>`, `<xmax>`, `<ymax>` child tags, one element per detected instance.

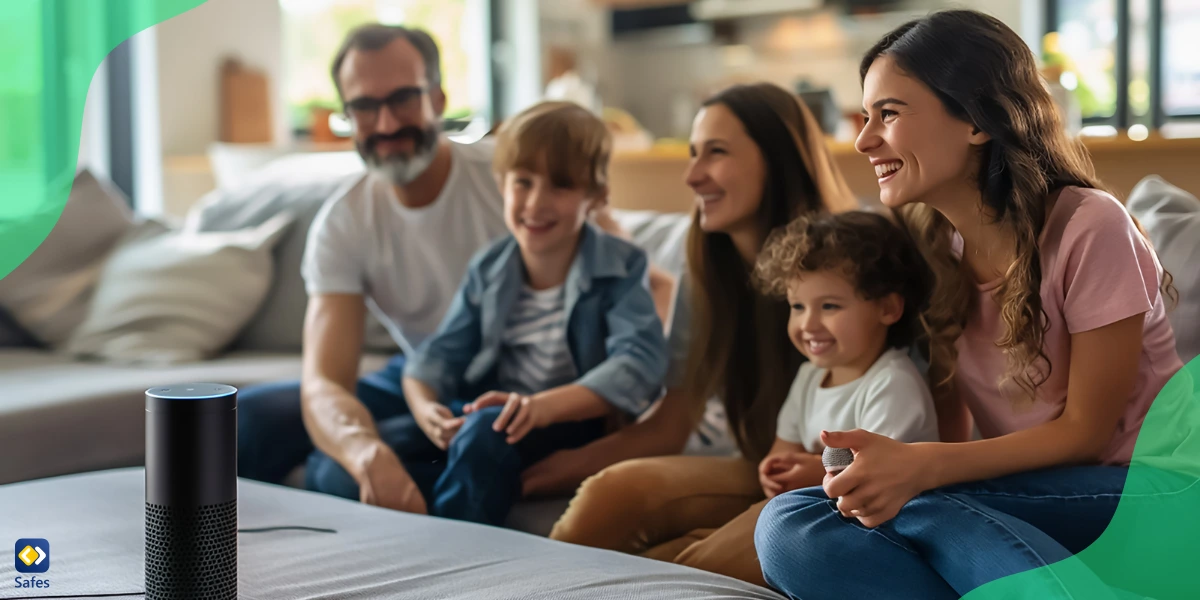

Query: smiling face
<box><xmin>786</xmin><ymin>269</ymin><xmax>902</xmax><ymax>384</ymax></box>
<box><xmin>684</xmin><ymin>103</ymin><xmax>766</xmax><ymax>235</ymax></box>
<box><xmin>502</xmin><ymin>165</ymin><xmax>603</xmax><ymax>260</ymax></box>
<box><xmin>338</xmin><ymin>37</ymin><xmax>446</xmax><ymax>185</ymax></box>
<box><xmin>855</xmin><ymin>54</ymin><xmax>990</xmax><ymax>209</ymax></box>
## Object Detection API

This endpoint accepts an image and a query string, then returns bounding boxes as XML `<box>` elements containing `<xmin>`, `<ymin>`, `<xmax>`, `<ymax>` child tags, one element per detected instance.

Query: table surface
<box><xmin>0</xmin><ymin>468</ymin><xmax>784</xmax><ymax>600</ymax></box>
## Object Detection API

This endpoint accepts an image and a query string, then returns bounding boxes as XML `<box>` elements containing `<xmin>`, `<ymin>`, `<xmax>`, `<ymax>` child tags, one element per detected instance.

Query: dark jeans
<box><xmin>755</xmin><ymin>466</ymin><xmax>1136</xmax><ymax>600</ymax></box>
<box><xmin>237</xmin><ymin>355</ymin><xmax>605</xmax><ymax>526</ymax></box>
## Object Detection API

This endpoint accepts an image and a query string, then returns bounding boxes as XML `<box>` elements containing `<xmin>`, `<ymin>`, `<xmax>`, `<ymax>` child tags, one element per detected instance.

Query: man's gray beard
<box><xmin>363</xmin><ymin>134</ymin><xmax>440</xmax><ymax>186</ymax></box>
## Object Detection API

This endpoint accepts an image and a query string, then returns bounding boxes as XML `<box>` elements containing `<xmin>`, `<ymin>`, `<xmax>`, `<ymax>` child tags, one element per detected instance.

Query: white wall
<box><xmin>154</xmin><ymin>0</ymin><xmax>288</xmax><ymax>157</ymax></box>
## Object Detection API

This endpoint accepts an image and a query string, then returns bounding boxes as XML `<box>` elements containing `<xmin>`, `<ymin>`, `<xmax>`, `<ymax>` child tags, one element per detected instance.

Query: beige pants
<box><xmin>549</xmin><ymin>456</ymin><xmax>768</xmax><ymax>587</ymax></box>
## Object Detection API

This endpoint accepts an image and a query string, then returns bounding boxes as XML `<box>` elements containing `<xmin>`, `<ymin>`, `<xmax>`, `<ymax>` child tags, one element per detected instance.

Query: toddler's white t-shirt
<box><xmin>776</xmin><ymin>347</ymin><xmax>940</xmax><ymax>452</ymax></box>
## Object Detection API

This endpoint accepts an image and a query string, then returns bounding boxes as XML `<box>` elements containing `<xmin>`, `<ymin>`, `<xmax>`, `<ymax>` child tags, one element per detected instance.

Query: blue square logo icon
<box><xmin>14</xmin><ymin>539</ymin><xmax>49</xmax><ymax>573</ymax></box>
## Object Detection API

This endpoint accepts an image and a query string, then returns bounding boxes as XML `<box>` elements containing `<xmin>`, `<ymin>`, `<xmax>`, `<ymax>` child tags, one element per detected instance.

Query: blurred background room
<box><xmin>69</xmin><ymin>0</ymin><xmax>1200</xmax><ymax>218</ymax></box>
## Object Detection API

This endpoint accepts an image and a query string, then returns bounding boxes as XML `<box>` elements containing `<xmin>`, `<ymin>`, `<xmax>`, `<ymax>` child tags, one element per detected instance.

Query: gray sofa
<box><xmin>0</xmin><ymin>151</ymin><xmax>692</xmax><ymax>537</ymax></box>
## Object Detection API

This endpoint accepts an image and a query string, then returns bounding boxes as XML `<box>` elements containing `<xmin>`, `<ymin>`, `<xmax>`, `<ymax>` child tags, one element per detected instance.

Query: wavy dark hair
<box><xmin>684</xmin><ymin>83</ymin><xmax>857</xmax><ymax>461</ymax></box>
<box><xmin>863</xmin><ymin>9</ymin><xmax>1176</xmax><ymax>402</ymax></box>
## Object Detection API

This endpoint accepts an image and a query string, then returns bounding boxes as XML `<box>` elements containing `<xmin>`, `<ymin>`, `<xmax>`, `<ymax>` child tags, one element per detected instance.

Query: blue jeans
<box><xmin>755</xmin><ymin>466</ymin><xmax>1132</xmax><ymax>599</ymax></box>
<box><xmin>237</xmin><ymin>355</ymin><xmax>604</xmax><ymax>526</ymax></box>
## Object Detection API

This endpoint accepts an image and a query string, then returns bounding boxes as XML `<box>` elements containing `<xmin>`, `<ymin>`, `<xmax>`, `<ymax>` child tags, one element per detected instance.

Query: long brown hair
<box><xmin>864</xmin><ymin>10</ymin><xmax>1176</xmax><ymax>402</ymax></box>
<box><xmin>684</xmin><ymin>83</ymin><xmax>857</xmax><ymax>461</ymax></box>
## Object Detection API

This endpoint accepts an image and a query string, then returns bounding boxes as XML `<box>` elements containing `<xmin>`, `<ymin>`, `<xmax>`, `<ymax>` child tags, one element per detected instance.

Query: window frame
<box><xmin>1156</xmin><ymin>0</ymin><xmax>1200</xmax><ymax>121</ymax></box>
<box><xmin>1047</xmin><ymin>0</ymin><xmax>1200</xmax><ymax>128</ymax></box>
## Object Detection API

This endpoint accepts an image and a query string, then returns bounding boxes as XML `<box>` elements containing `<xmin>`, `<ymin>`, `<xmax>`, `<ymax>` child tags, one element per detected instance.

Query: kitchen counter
<box><xmin>608</xmin><ymin>133</ymin><xmax>1200</xmax><ymax>214</ymax></box>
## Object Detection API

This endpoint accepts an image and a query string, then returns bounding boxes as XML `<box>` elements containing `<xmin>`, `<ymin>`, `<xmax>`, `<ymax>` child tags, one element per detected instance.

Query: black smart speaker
<box><xmin>145</xmin><ymin>384</ymin><xmax>238</xmax><ymax>600</ymax></box>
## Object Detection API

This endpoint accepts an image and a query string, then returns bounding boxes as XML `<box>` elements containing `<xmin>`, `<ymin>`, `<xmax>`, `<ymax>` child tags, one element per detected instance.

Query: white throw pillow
<box><xmin>1126</xmin><ymin>176</ymin><xmax>1200</xmax><ymax>364</ymax></box>
<box><xmin>63</xmin><ymin>213</ymin><xmax>293</xmax><ymax>365</ymax></box>
<box><xmin>0</xmin><ymin>170</ymin><xmax>134</xmax><ymax>345</ymax></box>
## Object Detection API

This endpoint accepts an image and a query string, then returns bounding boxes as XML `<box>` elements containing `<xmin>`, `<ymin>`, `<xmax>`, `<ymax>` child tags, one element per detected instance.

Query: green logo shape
<box><xmin>966</xmin><ymin>355</ymin><xmax>1200</xmax><ymax>599</ymax></box>
<box><xmin>0</xmin><ymin>0</ymin><xmax>205</xmax><ymax>281</ymax></box>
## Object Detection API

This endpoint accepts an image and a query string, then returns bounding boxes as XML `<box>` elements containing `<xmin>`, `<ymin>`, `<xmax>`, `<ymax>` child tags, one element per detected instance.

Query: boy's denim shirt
<box><xmin>404</xmin><ymin>222</ymin><xmax>668</xmax><ymax>416</ymax></box>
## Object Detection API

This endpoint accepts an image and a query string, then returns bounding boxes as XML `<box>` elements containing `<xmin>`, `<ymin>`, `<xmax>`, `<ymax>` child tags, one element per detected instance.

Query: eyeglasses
<box><xmin>342</xmin><ymin>86</ymin><xmax>427</xmax><ymax>128</ymax></box>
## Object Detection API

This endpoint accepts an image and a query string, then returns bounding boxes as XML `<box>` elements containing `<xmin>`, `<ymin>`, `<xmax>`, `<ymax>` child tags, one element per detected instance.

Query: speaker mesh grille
<box><xmin>145</xmin><ymin>500</ymin><xmax>237</xmax><ymax>600</ymax></box>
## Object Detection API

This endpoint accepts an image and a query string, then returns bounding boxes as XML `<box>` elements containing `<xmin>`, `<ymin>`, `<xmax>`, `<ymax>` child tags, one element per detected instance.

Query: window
<box><xmin>1163</xmin><ymin>0</ymin><xmax>1200</xmax><ymax>117</ymax></box>
<box><xmin>1048</xmin><ymin>0</ymin><xmax>1121</xmax><ymax>122</ymax></box>
<box><xmin>1047</xmin><ymin>0</ymin><xmax>1200</xmax><ymax>128</ymax></box>
<box><xmin>279</xmin><ymin>0</ymin><xmax>491</xmax><ymax>137</ymax></box>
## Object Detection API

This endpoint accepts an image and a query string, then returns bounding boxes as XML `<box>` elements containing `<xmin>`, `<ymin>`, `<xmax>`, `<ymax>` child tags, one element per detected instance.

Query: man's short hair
<box><xmin>330</xmin><ymin>23</ymin><xmax>442</xmax><ymax>101</ymax></box>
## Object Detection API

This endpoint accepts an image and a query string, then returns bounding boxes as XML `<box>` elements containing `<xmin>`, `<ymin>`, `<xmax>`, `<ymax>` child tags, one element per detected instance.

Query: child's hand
<box><xmin>412</xmin><ymin>401</ymin><xmax>464</xmax><ymax>450</ymax></box>
<box><xmin>759</xmin><ymin>452</ymin><xmax>824</xmax><ymax>499</ymax></box>
<box><xmin>467</xmin><ymin>391</ymin><xmax>547</xmax><ymax>444</ymax></box>
<box><xmin>758</xmin><ymin>454</ymin><xmax>788</xmax><ymax>498</ymax></box>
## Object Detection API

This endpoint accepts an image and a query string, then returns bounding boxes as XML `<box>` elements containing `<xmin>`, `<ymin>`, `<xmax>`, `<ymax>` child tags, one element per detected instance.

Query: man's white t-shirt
<box><xmin>301</xmin><ymin>138</ymin><xmax>508</xmax><ymax>355</ymax></box>
<box><xmin>776</xmin><ymin>347</ymin><xmax>940</xmax><ymax>452</ymax></box>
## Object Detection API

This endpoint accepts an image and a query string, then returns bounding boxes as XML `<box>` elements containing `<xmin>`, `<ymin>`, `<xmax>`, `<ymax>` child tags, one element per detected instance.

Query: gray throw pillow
<box><xmin>185</xmin><ymin>152</ymin><xmax>399</xmax><ymax>354</ymax></box>
<box><xmin>62</xmin><ymin>214</ymin><xmax>293</xmax><ymax>365</ymax></box>
<box><xmin>1127</xmin><ymin>176</ymin><xmax>1200</xmax><ymax>364</ymax></box>
<box><xmin>608</xmin><ymin>208</ymin><xmax>691</xmax><ymax>277</ymax></box>
<box><xmin>0</xmin><ymin>170</ymin><xmax>134</xmax><ymax>346</ymax></box>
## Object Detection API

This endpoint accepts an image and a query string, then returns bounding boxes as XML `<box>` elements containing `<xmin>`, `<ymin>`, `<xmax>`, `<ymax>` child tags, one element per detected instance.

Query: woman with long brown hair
<box><xmin>537</xmin><ymin>82</ymin><xmax>857</xmax><ymax>586</ymax></box>
<box><xmin>756</xmin><ymin>10</ymin><xmax>1185</xmax><ymax>599</ymax></box>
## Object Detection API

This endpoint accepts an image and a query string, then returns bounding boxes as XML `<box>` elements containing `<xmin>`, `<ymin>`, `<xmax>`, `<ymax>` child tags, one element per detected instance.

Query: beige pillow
<box><xmin>0</xmin><ymin>170</ymin><xmax>134</xmax><ymax>345</ymax></box>
<box><xmin>63</xmin><ymin>213</ymin><xmax>293</xmax><ymax>365</ymax></box>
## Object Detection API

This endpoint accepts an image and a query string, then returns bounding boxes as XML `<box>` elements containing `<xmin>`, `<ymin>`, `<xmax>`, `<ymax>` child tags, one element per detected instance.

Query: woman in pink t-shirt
<box><xmin>755</xmin><ymin>9</ymin><xmax>1186</xmax><ymax>600</ymax></box>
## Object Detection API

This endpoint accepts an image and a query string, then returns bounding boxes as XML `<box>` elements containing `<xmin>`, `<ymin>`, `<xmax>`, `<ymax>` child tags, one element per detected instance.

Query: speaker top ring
<box><xmin>146</xmin><ymin>384</ymin><xmax>238</xmax><ymax>401</ymax></box>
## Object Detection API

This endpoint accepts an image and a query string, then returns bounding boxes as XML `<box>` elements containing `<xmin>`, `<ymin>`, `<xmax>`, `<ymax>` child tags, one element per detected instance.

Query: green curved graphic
<box><xmin>0</xmin><ymin>0</ymin><xmax>205</xmax><ymax>281</ymax></box>
<box><xmin>967</xmin><ymin>355</ymin><xmax>1200</xmax><ymax>599</ymax></box>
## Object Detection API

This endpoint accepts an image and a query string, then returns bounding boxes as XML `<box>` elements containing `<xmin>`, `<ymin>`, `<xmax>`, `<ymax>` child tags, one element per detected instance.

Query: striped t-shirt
<box><xmin>496</xmin><ymin>284</ymin><xmax>578</xmax><ymax>396</ymax></box>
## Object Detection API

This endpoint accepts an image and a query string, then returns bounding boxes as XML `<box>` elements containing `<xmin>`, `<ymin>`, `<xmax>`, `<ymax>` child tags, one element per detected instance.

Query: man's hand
<box><xmin>412</xmin><ymin>401</ymin><xmax>464</xmax><ymax>450</ymax></box>
<box><xmin>758</xmin><ymin>451</ymin><xmax>824</xmax><ymax>499</ymax></box>
<box><xmin>467</xmin><ymin>391</ymin><xmax>549</xmax><ymax>444</ymax></box>
<box><xmin>355</xmin><ymin>441</ymin><xmax>427</xmax><ymax>514</ymax></box>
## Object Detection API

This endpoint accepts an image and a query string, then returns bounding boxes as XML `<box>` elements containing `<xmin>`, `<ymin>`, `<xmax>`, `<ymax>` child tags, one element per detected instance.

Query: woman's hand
<box><xmin>820</xmin><ymin>429</ymin><xmax>938</xmax><ymax>528</ymax></box>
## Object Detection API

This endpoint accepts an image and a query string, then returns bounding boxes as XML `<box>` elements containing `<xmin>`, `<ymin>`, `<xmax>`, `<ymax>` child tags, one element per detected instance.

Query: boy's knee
<box><xmin>450</xmin><ymin>406</ymin><xmax>517</xmax><ymax>459</ymax></box>
<box><xmin>457</xmin><ymin>406</ymin><xmax>505</xmax><ymax>441</ymax></box>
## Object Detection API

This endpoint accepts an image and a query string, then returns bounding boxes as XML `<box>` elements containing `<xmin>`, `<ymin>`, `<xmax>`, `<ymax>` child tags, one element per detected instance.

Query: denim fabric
<box><xmin>755</xmin><ymin>466</ymin><xmax>1132</xmax><ymax>600</ymax></box>
<box><xmin>237</xmin><ymin>354</ymin><xmax>413</xmax><ymax>484</ymax></box>
<box><xmin>403</xmin><ymin>223</ymin><xmax>667</xmax><ymax>416</ymax></box>
<box><xmin>237</xmin><ymin>354</ymin><xmax>604</xmax><ymax>525</ymax></box>
<box><xmin>304</xmin><ymin>403</ymin><xmax>604</xmax><ymax>526</ymax></box>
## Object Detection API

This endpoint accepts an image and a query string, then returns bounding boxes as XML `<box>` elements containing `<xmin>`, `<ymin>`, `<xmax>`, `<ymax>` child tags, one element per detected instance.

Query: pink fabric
<box><xmin>954</xmin><ymin>186</ymin><xmax>1184</xmax><ymax>465</ymax></box>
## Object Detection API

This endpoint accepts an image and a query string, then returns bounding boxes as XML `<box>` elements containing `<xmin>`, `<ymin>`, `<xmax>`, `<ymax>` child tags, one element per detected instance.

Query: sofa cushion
<box><xmin>62</xmin><ymin>214</ymin><xmax>293</xmax><ymax>365</ymax></box>
<box><xmin>609</xmin><ymin>208</ymin><xmax>691</xmax><ymax>277</ymax></box>
<box><xmin>1126</xmin><ymin>176</ymin><xmax>1200</xmax><ymax>363</ymax></box>
<box><xmin>0</xmin><ymin>170</ymin><xmax>134</xmax><ymax>346</ymax></box>
<box><xmin>0</xmin><ymin>348</ymin><xmax>390</xmax><ymax>485</ymax></box>
<box><xmin>184</xmin><ymin>152</ymin><xmax>398</xmax><ymax>353</ymax></box>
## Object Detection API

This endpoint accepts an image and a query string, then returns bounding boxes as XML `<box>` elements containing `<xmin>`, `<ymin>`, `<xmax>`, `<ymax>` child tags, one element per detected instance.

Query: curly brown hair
<box><xmin>755</xmin><ymin>211</ymin><xmax>934</xmax><ymax>351</ymax></box>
